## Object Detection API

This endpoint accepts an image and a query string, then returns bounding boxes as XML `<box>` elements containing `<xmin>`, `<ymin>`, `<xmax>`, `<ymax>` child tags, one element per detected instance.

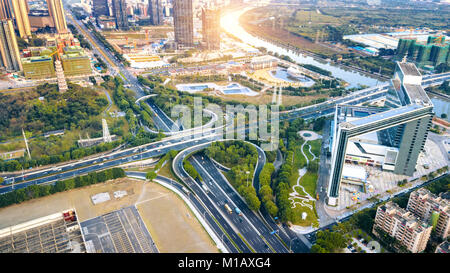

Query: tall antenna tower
<box><xmin>102</xmin><ymin>119</ymin><xmax>112</xmax><ymax>143</ymax></box>
<box><xmin>22</xmin><ymin>128</ymin><xmax>31</xmax><ymax>160</ymax></box>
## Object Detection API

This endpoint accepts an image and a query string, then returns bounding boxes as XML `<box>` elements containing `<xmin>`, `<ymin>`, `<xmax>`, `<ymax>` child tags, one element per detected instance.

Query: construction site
<box><xmin>0</xmin><ymin>209</ymin><xmax>86</xmax><ymax>253</ymax></box>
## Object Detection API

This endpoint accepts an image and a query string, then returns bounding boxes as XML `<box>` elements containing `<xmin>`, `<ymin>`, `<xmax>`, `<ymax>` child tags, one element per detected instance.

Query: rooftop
<box><xmin>403</xmin><ymin>84</ymin><xmax>432</xmax><ymax>106</ymax></box>
<box><xmin>398</xmin><ymin>62</ymin><xmax>422</xmax><ymax>77</ymax></box>
<box><xmin>347</xmin><ymin>104</ymin><xmax>424</xmax><ymax>128</ymax></box>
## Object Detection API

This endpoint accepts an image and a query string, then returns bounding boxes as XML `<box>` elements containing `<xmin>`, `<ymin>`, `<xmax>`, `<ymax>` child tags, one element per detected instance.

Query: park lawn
<box><xmin>288</xmin><ymin>143</ymin><xmax>307</xmax><ymax>188</ymax></box>
<box><xmin>299</xmin><ymin>171</ymin><xmax>318</xmax><ymax>197</ymax></box>
<box><xmin>291</xmin><ymin>200</ymin><xmax>319</xmax><ymax>227</ymax></box>
<box><xmin>308</xmin><ymin>139</ymin><xmax>322</xmax><ymax>159</ymax></box>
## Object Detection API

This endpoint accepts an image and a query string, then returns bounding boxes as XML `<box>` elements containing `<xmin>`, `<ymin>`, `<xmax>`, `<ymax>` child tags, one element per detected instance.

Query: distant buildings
<box><xmin>0</xmin><ymin>0</ymin><xmax>13</xmax><ymax>20</ymax></box>
<box><xmin>373</xmin><ymin>201</ymin><xmax>432</xmax><ymax>253</ymax></box>
<box><xmin>396</xmin><ymin>36</ymin><xmax>450</xmax><ymax>68</ymax></box>
<box><xmin>201</xmin><ymin>7</ymin><xmax>220</xmax><ymax>50</ymax></box>
<box><xmin>407</xmin><ymin>188</ymin><xmax>449</xmax><ymax>239</ymax></box>
<box><xmin>112</xmin><ymin>0</ymin><xmax>128</xmax><ymax>30</ymax></box>
<box><xmin>47</xmin><ymin>0</ymin><xmax>68</xmax><ymax>34</ymax></box>
<box><xmin>22</xmin><ymin>56</ymin><xmax>55</xmax><ymax>79</ymax></box>
<box><xmin>92</xmin><ymin>0</ymin><xmax>110</xmax><ymax>17</ymax></box>
<box><xmin>11</xmin><ymin>0</ymin><xmax>31</xmax><ymax>38</ymax></box>
<box><xmin>148</xmin><ymin>0</ymin><xmax>163</xmax><ymax>25</ymax></box>
<box><xmin>173</xmin><ymin>0</ymin><xmax>193</xmax><ymax>48</ymax></box>
<box><xmin>249</xmin><ymin>55</ymin><xmax>279</xmax><ymax>70</ymax></box>
<box><xmin>61</xmin><ymin>46</ymin><xmax>92</xmax><ymax>77</ymax></box>
<box><xmin>0</xmin><ymin>19</ymin><xmax>22</xmax><ymax>71</ymax></box>
<box><xmin>22</xmin><ymin>46</ymin><xmax>92</xmax><ymax>79</ymax></box>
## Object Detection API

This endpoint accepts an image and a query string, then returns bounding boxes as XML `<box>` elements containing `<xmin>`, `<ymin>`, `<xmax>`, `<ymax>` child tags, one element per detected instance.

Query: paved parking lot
<box><xmin>337</xmin><ymin>138</ymin><xmax>448</xmax><ymax>210</ymax></box>
<box><xmin>80</xmin><ymin>206</ymin><xmax>158</xmax><ymax>253</ymax></box>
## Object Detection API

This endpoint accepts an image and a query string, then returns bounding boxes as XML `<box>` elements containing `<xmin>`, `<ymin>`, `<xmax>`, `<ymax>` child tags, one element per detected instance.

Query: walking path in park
<box><xmin>288</xmin><ymin>131</ymin><xmax>321</xmax><ymax>210</ymax></box>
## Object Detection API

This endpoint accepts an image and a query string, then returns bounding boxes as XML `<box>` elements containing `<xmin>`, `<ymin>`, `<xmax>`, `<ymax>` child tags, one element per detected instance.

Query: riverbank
<box><xmin>221</xmin><ymin>8</ymin><xmax>386</xmax><ymax>88</ymax></box>
<box><xmin>237</xmin><ymin>7</ymin><xmax>390</xmax><ymax>83</ymax></box>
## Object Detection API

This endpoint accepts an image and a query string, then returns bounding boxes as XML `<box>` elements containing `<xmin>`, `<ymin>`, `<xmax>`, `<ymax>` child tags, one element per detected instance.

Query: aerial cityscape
<box><xmin>0</xmin><ymin>0</ymin><xmax>448</xmax><ymax>261</ymax></box>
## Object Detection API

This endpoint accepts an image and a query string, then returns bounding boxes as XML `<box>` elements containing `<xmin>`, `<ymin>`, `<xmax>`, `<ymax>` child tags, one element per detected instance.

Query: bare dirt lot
<box><xmin>0</xmin><ymin>178</ymin><xmax>218</xmax><ymax>253</ymax></box>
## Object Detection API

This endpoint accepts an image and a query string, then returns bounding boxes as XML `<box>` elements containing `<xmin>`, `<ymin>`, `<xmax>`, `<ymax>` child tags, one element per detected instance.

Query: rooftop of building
<box><xmin>397</xmin><ymin>62</ymin><xmax>422</xmax><ymax>77</ymax></box>
<box><xmin>381</xmin><ymin>201</ymin><xmax>431</xmax><ymax>233</ymax></box>
<box><xmin>21</xmin><ymin>56</ymin><xmax>53</xmax><ymax>63</ymax></box>
<box><xmin>61</xmin><ymin>51</ymin><xmax>89</xmax><ymax>60</ymax></box>
<box><xmin>411</xmin><ymin>188</ymin><xmax>449</xmax><ymax>211</ymax></box>
<box><xmin>403</xmin><ymin>83</ymin><xmax>432</xmax><ymax>106</ymax></box>
<box><xmin>345</xmin><ymin>103</ymin><xmax>424</xmax><ymax>128</ymax></box>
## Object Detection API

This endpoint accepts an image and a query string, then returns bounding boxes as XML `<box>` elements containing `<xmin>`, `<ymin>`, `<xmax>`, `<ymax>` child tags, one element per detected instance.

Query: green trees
<box><xmin>310</xmin><ymin>230</ymin><xmax>349</xmax><ymax>253</ymax></box>
<box><xmin>146</xmin><ymin>171</ymin><xmax>157</xmax><ymax>181</ymax></box>
<box><xmin>0</xmin><ymin>168</ymin><xmax>125</xmax><ymax>208</ymax></box>
<box><xmin>183</xmin><ymin>160</ymin><xmax>201</xmax><ymax>181</ymax></box>
<box><xmin>258</xmin><ymin>163</ymin><xmax>278</xmax><ymax>217</ymax></box>
<box><xmin>207</xmin><ymin>141</ymin><xmax>261</xmax><ymax>211</ymax></box>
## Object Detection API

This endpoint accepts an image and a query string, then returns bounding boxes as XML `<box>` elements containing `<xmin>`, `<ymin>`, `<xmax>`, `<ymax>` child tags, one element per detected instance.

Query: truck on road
<box><xmin>224</xmin><ymin>204</ymin><xmax>232</xmax><ymax>214</ymax></box>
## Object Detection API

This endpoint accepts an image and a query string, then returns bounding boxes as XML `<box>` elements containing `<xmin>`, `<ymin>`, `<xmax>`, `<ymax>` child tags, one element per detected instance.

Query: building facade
<box><xmin>112</xmin><ymin>0</ymin><xmax>128</xmax><ymax>30</ymax></box>
<box><xmin>0</xmin><ymin>19</ymin><xmax>22</xmax><ymax>71</ymax></box>
<box><xmin>201</xmin><ymin>7</ymin><xmax>220</xmax><ymax>50</ymax></box>
<box><xmin>0</xmin><ymin>0</ymin><xmax>13</xmax><ymax>20</ymax></box>
<box><xmin>148</xmin><ymin>0</ymin><xmax>163</xmax><ymax>25</ymax></box>
<box><xmin>407</xmin><ymin>188</ymin><xmax>449</xmax><ymax>239</ymax></box>
<box><xmin>22</xmin><ymin>56</ymin><xmax>55</xmax><ymax>79</ymax></box>
<box><xmin>327</xmin><ymin>62</ymin><xmax>434</xmax><ymax>206</ymax></box>
<box><xmin>92</xmin><ymin>0</ymin><xmax>109</xmax><ymax>17</ymax></box>
<box><xmin>173</xmin><ymin>0</ymin><xmax>193</xmax><ymax>48</ymax></box>
<box><xmin>11</xmin><ymin>0</ymin><xmax>31</xmax><ymax>38</ymax></box>
<box><xmin>47</xmin><ymin>0</ymin><xmax>68</xmax><ymax>34</ymax></box>
<box><xmin>373</xmin><ymin>201</ymin><xmax>432</xmax><ymax>253</ymax></box>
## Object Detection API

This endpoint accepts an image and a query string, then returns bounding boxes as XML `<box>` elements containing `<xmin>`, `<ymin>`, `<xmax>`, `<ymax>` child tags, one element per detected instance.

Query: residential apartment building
<box><xmin>407</xmin><ymin>188</ymin><xmax>449</xmax><ymax>239</ymax></box>
<box><xmin>0</xmin><ymin>19</ymin><xmax>22</xmax><ymax>71</ymax></box>
<box><xmin>173</xmin><ymin>0</ymin><xmax>193</xmax><ymax>48</ymax></box>
<box><xmin>373</xmin><ymin>201</ymin><xmax>432</xmax><ymax>253</ymax></box>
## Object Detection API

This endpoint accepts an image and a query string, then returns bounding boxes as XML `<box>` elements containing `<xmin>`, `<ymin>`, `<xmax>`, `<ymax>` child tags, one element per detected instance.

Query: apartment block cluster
<box><xmin>396</xmin><ymin>36</ymin><xmax>450</xmax><ymax>69</ymax></box>
<box><xmin>0</xmin><ymin>0</ymin><xmax>92</xmax><ymax>82</ymax></box>
<box><xmin>373</xmin><ymin>188</ymin><xmax>449</xmax><ymax>253</ymax></box>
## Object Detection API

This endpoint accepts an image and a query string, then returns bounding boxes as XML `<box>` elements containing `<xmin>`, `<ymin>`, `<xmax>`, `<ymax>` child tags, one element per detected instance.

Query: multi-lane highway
<box><xmin>2</xmin><ymin>6</ymin><xmax>449</xmax><ymax>253</ymax></box>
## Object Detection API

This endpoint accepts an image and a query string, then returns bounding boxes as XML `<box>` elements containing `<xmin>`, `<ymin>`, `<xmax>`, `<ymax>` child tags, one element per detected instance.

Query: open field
<box><xmin>0</xmin><ymin>178</ymin><xmax>217</xmax><ymax>253</ymax></box>
<box><xmin>137</xmin><ymin>188</ymin><xmax>219</xmax><ymax>253</ymax></box>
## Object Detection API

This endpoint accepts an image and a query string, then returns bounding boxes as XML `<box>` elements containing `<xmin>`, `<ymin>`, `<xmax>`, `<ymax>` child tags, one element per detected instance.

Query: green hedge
<box><xmin>0</xmin><ymin>168</ymin><xmax>125</xmax><ymax>208</ymax></box>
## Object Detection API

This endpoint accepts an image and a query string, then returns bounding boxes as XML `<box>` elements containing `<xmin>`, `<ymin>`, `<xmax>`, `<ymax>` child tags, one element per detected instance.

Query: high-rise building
<box><xmin>148</xmin><ymin>0</ymin><xmax>163</xmax><ymax>25</ymax></box>
<box><xmin>11</xmin><ymin>0</ymin><xmax>31</xmax><ymax>38</ymax></box>
<box><xmin>47</xmin><ymin>0</ymin><xmax>68</xmax><ymax>34</ymax></box>
<box><xmin>201</xmin><ymin>7</ymin><xmax>220</xmax><ymax>50</ymax></box>
<box><xmin>0</xmin><ymin>0</ymin><xmax>13</xmax><ymax>20</ymax></box>
<box><xmin>112</xmin><ymin>0</ymin><xmax>128</xmax><ymax>29</ymax></box>
<box><xmin>327</xmin><ymin>61</ymin><xmax>433</xmax><ymax>206</ymax></box>
<box><xmin>173</xmin><ymin>0</ymin><xmax>193</xmax><ymax>48</ymax></box>
<box><xmin>0</xmin><ymin>19</ymin><xmax>22</xmax><ymax>71</ymax></box>
<box><xmin>92</xmin><ymin>0</ymin><xmax>109</xmax><ymax>17</ymax></box>
<box><xmin>373</xmin><ymin>201</ymin><xmax>432</xmax><ymax>253</ymax></box>
<box><xmin>407</xmin><ymin>188</ymin><xmax>449</xmax><ymax>239</ymax></box>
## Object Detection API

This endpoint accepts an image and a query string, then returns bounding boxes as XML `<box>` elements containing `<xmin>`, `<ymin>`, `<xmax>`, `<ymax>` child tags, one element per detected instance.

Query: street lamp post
<box><xmin>246</xmin><ymin>171</ymin><xmax>250</xmax><ymax>187</ymax></box>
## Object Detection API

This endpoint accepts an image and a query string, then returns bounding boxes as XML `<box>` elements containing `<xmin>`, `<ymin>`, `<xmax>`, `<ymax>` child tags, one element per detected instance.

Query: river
<box><xmin>221</xmin><ymin>7</ymin><xmax>388</xmax><ymax>89</ymax></box>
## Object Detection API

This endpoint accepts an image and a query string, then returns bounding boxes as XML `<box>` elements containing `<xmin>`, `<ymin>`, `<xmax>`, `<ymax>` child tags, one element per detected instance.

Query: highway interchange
<box><xmin>1</xmin><ymin>6</ymin><xmax>450</xmax><ymax>253</ymax></box>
